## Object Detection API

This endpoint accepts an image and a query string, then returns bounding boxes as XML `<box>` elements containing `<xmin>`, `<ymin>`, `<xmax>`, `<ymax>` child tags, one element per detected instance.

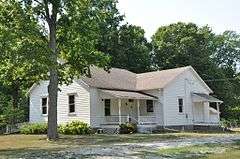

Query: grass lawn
<box><xmin>0</xmin><ymin>132</ymin><xmax>230</xmax><ymax>150</ymax></box>
<box><xmin>0</xmin><ymin>132</ymin><xmax>239</xmax><ymax>158</ymax></box>
<box><xmin>142</xmin><ymin>140</ymin><xmax>240</xmax><ymax>159</ymax></box>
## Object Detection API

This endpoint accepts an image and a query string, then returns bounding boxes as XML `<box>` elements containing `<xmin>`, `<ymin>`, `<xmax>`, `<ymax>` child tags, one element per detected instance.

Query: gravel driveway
<box><xmin>5</xmin><ymin>134</ymin><xmax>240</xmax><ymax>159</ymax></box>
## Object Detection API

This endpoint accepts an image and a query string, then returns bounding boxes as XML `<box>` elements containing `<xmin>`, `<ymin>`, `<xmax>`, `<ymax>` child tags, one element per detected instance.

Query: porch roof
<box><xmin>192</xmin><ymin>93</ymin><xmax>223</xmax><ymax>103</ymax></box>
<box><xmin>100</xmin><ymin>89</ymin><xmax>158</xmax><ymax>100</ymax></box>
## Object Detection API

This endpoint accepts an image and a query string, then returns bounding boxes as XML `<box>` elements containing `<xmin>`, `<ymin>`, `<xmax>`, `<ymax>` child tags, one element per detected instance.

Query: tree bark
<box><xmin>12</xmin><ymin>89</ymin><xmax>19</xmax><ymax>108</ymax></box>
<box><xmin>12</xmin><ymin>82</ymin><xmax>19</xmax><ymax>108</ymax></box>
<box><xmin>47</xmin><ymin>20</ymin><xmax>59</xmax><ymax>140</ymax></box>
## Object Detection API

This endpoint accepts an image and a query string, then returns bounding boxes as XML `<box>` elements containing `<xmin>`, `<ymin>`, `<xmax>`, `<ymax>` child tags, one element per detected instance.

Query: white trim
<box><xmin>188</xmin><ymin>66</ymin><xmax>213</xmax><ymax>93</ymax></box>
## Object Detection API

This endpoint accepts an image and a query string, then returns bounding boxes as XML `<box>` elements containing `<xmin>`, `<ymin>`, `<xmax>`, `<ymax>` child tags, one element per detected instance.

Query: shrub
<box><xmin>58</xmin><ymin>121</ymin><xmax>91</xmax><ymax>135</ymax></box>
<box><xmin>119</xmin><ymin>122</ymin><xmax>137</xmax><ymax>134</ymax></box>
<box><xmin>20</xmin><ymin>123</ymin><xmax>47</xmax><ymax>134</ymax></box>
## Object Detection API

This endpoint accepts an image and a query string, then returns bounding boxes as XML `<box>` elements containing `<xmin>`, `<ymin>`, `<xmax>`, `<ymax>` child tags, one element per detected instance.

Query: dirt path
<box><xmin>3</xmin><ymin>134</ymin><xmax>240</xmax><ymax>159</ymax></box>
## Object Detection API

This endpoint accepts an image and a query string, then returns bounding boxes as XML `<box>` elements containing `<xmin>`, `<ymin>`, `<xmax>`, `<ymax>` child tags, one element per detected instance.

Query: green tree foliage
<box><xmin>152</xmin><ymin>22</ymin><xmax>240</xmax><ymax>120</ymax></box>
<box><xmin>152</xmin><ymin>22</ymin><xmax>216</xmax><ymax>76</ymax></box>
<box><xmin>0</xmin><ymin>1</ymin><xmax>48</xmax><ymax>108</ymax></box>
<box><xmin>107</xmin><ymin>24</ymin><xmax>151</xmax><ymax>73</ymax></box>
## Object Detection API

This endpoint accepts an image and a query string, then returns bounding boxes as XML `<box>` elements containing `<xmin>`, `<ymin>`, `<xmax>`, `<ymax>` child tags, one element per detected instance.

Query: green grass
<box><xmin>0</xmin><ymin>133</ymin><xmax>239</xmax><ymax>158</ymax></box>
<box><xmin>0</xmin><ymin>132</ymin><xmax>224</xmax><ymax>150</ymax></box>
<box><xmin>141</xmin><ymin>140</ymin><xmax>240</xmax><ymax>159</ymax></box>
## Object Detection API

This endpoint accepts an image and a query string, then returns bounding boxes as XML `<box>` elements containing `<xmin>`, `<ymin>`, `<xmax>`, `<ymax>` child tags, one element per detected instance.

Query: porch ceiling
<box><xmin>192</xmin><ymin>93</ymin><xmax>223</xmax><ymax>103</ymax></box>
<box><xmin>100</xmin><ymin>89</ymin><xmax>158</xmax><ymax>100</ymax></box>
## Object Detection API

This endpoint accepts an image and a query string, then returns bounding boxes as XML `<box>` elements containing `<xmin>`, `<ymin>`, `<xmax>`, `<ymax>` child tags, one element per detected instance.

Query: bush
<box><xmin>58</xmin><ymin>121</ymin><xmax>91</xmax><ymax>135</ymax></box>
<box><xmin>119</xmin><ymin>122</ymin><xmax>137</xmax><ymax>134</ymax></box>
<box><xmin>20</xmin><ymin>123</ymin><xmax>47</xmax><ymax>134</ymax></box>
<box><xmin>220</xmin><ymin>118</ymin><xmax>240</xmax><ymax>128</ymax></box>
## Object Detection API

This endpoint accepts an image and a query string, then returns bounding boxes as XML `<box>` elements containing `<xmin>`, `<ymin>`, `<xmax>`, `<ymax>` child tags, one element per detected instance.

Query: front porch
<box><xmin>99</xmin><ymin>89</ymin><xmax>158</xmax><ymax>126</ymax></box>
<box><xmin>192</xmin><ymin>93</ymin><xmax>223</xmax><ymax>126</ymax></box>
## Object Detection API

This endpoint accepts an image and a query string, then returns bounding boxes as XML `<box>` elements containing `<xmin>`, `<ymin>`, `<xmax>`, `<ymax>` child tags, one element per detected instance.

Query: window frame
<box><xmin>41</xmin><ymin>97</ymin><xmax>48</xmax><ymax>115</ymax></box>
<box><xmin>104</xmin><ymin>99</ymin><xmax>111</xmax><ymax>116</ymax></box>
<box><xmin>68</xmin><ymin>94</ymin><xmax>76</xmax><ymax>114</ymax></box>
<box><xmin>146</xmin><ymin>100</ymin><xmax>154</xmax><ymax>113</ymax></box>
<box><xmin>178</xmin><ymin>98</ymin><xmax>184</xmax><ymax>113</ymax></box>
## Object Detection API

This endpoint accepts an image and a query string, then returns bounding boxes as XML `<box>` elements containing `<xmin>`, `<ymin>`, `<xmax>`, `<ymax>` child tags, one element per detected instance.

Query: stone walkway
<box><xmin>6</xmin><ymin>134</ymin><xmax>240</xmax><ymax>159</ymax></box>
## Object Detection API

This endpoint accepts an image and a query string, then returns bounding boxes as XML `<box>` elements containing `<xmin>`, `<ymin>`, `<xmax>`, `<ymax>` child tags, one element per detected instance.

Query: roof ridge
<box><xmin>136</xmin><ymin>66</ymin><xmax>191</xmax><ymax>77</ymax></box>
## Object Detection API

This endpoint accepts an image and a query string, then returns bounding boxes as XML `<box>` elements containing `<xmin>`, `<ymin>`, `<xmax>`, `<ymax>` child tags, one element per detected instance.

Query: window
<box><xmin>104</xmin><ymin>99</ymin><xmax>111</xmax><ymax>116</ymax></box>
<box><xmin>42</xmin><ymin>98</ymin><xmax>47</xmax><ymax>115</ymax></box>
<box><xmin>128</xmin><ymin>99</ymin><xmax>134</xmax><ymax>102</ymax></box>
<box><xmin>146</xmin><ymin>100</ymin><xmax>154</xmax><ymax>112</ymax></box>
<box><xmin>178</xmin><ymin>98</ymin><xmax>183</xmax><ymax>113</ymax></box>
<box><xmin>69</xmin><ymin>95</ymin><xmax>75</xmax><ymax>113</ymax></box>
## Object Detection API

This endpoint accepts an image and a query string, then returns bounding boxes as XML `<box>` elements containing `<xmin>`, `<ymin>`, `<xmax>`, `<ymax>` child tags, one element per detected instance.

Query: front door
<box><xmin>127</xmin><ymin>99</ymin><xmax>137</xmax><ymax>123</ymax></box>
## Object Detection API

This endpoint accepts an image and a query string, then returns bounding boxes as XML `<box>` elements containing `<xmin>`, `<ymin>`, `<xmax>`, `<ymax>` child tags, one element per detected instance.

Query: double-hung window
<box><xmin>178</xmin><ymin>98</ymin><xmax>183</xmax><ymax>113</ymax></box>
<box><xmin>42</xmin><ymin>97</ymin><xmax>47</xmax><ymax>115</ymax></box>
<box><xmin>69</xmin><ymin>95</ymin><xmax>75</xmax><ymax>113</ymax></box>
<box><xmin>146</xmin><ymin>100</ymin><xmax>154</xmax><ymax>112</ymax></box>
<box><xmin>104</xmin><ymin>99</ymin><xmax>111</xmax><ymax>116</ymax></box>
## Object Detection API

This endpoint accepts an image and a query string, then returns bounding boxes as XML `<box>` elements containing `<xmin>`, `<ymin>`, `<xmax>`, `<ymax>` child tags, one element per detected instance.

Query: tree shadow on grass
<box><xmin>54</xmin><ymin>133</ymin><xmax>185</xmax><ymax>146</ymax></box>
<box><xmin>0</xmin><ymin>148</ymin><xmax>87</xmax><ymax>159</ymax></box>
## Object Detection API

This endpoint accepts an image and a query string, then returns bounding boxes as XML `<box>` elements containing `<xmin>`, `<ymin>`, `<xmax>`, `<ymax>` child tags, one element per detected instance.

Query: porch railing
<box><xmin>104</xmin><ymin>115</ymin><xmax>129</xmax><ymax>124</ymax></box>
<box><xmin>138</xmin><ymin>116</ymin><xmax>156</xmax><ymax>125</ymax></box>
<box><xmin>193</xmin><ymin>121</ymin><xmax>220</xmax><ymax>125</ymax></box>
<box><xmin>104</xmin><ymin>115</ymin><xmax>157</xmax><ymax>125</ymax></box>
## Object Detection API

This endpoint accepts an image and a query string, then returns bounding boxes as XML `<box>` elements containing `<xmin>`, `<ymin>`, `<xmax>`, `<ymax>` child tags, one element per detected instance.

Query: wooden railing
<box><xmin>104</xmin><ymin>115</ymin><xmax>157</xmax><ymax>125</ymax></box>
<box><xmin>138</xmin><ymin>116</ymin><xmax>156</xmax><ymax>125</ymax></box>
<box><xmin>104</xmin><ymin>115</ymin><xmax>129</xmax><ymax>124</ymax></box>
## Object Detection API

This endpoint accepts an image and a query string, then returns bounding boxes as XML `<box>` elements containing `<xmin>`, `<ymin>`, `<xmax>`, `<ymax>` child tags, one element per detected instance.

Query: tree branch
<box><xmin>43</xmin><ymin>0</ymin><xmax>50</xmax><ymax>23</ymax></box>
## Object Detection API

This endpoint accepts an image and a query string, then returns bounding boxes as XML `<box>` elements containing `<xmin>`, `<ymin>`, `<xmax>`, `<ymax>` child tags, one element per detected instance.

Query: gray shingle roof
<box><xmin>81</xmin><ymin>66</ymin><xmax>190</xmax><ymax>91</ymax></box>
<box><xmin>100</xmin><ymin>89</ymin><xmax>158</xmax><ymax>100</ymax></box>
<box><xmin>193</xmin><ymin>93</ymin><xmax>223</xmax><ymax>103</ymax></box>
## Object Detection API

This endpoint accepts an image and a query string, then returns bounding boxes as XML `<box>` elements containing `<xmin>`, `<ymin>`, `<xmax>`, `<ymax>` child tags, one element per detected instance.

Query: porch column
<box><xmin>216</xmin><ymin>102</ymin><xmax>220</xmax><ymax>121</ymax></box>
<box><xmin>137</xmin><ymin>99</ymin><xmax>140</xmax><ymax>124</ymax></box>
<box><xmin>118</xmin><ymin>98</ymin><xmax>122</xmax><ymax>124</ymax></box>
<box><xmin>203</xmin><ymin>102</ymin><xmax>210</xmax><ymax>123</ymax></box>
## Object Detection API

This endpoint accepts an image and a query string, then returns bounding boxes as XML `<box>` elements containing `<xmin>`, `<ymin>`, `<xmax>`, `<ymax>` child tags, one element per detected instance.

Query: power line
<box><xmin>205</xmin><ymin>78</ymin><xmax>239</xmax><ymax>82</ymax></box>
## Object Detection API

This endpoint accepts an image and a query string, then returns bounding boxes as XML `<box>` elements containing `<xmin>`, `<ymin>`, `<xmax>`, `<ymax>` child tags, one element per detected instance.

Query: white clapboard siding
<box><xmin>163</xmin><ymin>69</ymin><xmax>211</xmax><ymax>126</ymax></box>
<box><xmin>142</xmin><ymin>89</ymin><xmax>164</xmax><ymax>125</ymax></box>
<box><xmin>29</xmin><ymin>80</ymin><xmax>91</xmax><ymax>125</ymax></box>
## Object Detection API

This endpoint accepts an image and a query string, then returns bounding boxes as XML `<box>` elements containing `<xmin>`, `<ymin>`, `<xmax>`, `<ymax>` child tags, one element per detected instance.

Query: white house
<box><xmin>28</xmin><ymin>66</ymin><xmax>223</xmax><ymax>132</ymax></box>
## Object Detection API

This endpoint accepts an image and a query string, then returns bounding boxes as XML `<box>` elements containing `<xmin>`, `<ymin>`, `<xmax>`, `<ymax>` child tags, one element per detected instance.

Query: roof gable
<box><xmin>136</xmin><ymin>66</ymin><xmax>189</xmax><ymax>90</ymax></box>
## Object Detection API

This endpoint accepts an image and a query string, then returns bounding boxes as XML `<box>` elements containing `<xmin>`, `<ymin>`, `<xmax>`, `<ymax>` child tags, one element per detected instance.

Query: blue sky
<box><xmin>117</xmin><ymin>0</ymin><xmax>240</xmax><ymax>40</ymax></box>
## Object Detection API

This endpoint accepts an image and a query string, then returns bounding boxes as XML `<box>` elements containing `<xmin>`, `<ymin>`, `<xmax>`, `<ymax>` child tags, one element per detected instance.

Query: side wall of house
<box><xmin>142</xmin><ymin>89</ymin><xmax>164</xmax><ymax>126</ymax></box>
<box><xmin>89</xmin><ymin>88</ymin><xmax>104</xmax><ymax>127</ymax></box>
<box><xmin>163</xmin><ymin>69</ymin><xmax>211</xmax><ymax>126</ymax></box>
<box><xmin>29</xmin><ymin>81</ymin><xmax>91</xmax><ymax>125</ymax></box>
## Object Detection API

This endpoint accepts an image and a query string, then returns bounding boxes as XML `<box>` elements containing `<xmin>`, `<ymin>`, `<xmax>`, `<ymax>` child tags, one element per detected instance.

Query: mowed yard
<box><xmin>1</xmin><ymin>132</ymin><xmax>240</xmax><ymax>159</ymax></box>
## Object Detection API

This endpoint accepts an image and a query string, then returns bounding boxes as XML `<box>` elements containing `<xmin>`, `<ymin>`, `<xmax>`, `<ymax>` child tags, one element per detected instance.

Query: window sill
<box><xmin>42</xmin><ymin>114</ymin><xmax>48</xmax><ymax>117</ymax></box>
<box><xmin>68</xmin><ymin>113</ymin><xmax>77</xmax><ymax>116</ymax></box>
<box><xmin>147</xmin><ymin>111</ymin><xmax>154</xmax><ymax>113</ymax></box>
<box><xmin>178</xmin><ymin>113</ymin><xmax>184</xmax><ymax>115</ymax></box>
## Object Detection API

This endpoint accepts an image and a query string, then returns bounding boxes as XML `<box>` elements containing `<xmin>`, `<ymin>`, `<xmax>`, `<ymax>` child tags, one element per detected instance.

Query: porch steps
<box><xmin>102</xmin><ymin>127</ymin><xmax>119</xmax><ymax>134</ymax></box>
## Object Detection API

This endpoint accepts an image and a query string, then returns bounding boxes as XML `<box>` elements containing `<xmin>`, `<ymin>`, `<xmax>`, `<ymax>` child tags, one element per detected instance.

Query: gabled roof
<box><xmin>136</xmin><ymin>66</ymin><xmax>189</xmax><ymax>90</ymax></box>
<box><xmin>81</xmin><ymin>66</ymin><xmax>137</xmax><ymax>91</ymax></box>
<box><xmin>80</xmin><ymin>66</ymin><xmax>211</xmax><ymax>92</ymax></box>
<box><xmin>28</xmin><ymin>66</ymin><xmax>213</xmax><ymax>94</ymax></box>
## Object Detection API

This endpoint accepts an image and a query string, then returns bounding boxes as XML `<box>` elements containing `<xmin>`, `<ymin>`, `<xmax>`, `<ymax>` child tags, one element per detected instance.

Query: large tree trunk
<box><xmin>47</xmin><ymin>20</ymin><xmax>59</xmax><ymax>140</ymax></box>
<box><xmin>12</xmin><ymin>86</ymin><xmax>19</xmax><ymax>108</ymax></box>
<box><xmin>11</xmin><ymin>81</ymin><xmax>20</xmax><ymax>108</ymax></box>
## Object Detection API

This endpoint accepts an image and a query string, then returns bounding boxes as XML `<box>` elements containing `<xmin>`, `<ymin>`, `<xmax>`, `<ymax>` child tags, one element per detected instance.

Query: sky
<box><xmin>117</xmin><ymin>0</ymin><xmax>240</xmax><ymax>40</ymax></box>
